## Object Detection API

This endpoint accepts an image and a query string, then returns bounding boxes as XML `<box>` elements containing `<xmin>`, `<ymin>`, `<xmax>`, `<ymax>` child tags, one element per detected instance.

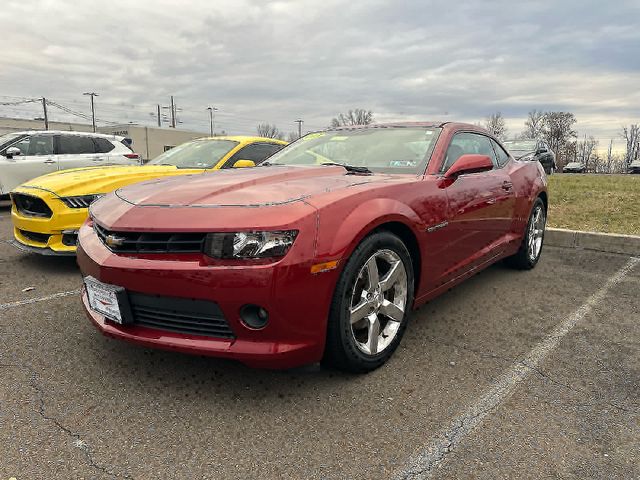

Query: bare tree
<box><xmin>541</xmin><ymin>112</ymin><xmax>577</xmax><ymax>168</ymax></box>
<box><xmin>257</xmin><ymin>123</ymin><xmax>284</xmax><ymax>139</ymax></box>
<box><xmin>484</xmin><ymin>112</ymin><xmax>507</xmax><ymax>140</ymax></box>
<box><xmin>286</xmin><ymin>131</ymin><xmax>299</xmax><ymax>143</ymax></box>
<box><xmin>621</xmin><ymin>124</ymin><xmax>639</xmax><ymax>172</ymax></box>
<box><xmin>330</xmin><ymin>109</ymin><xmax>373</xmax><ymax>128</ymax></box>
<box><xmin>521</xmin><ymin>110</ymin><xmax>546</xmax><ymax>139</ymax></box>
<box><xmin>575</xmin><ymin>135</ymin><xmax>598</xmax><ymax>172</ymax></box>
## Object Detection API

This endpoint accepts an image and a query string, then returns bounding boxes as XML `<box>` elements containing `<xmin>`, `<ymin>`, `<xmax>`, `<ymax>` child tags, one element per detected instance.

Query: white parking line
<box><xmin>397</xmin><ymin>256</ymin><xmax>639</xmax><ymax>480</ymax></box>
<box><xmin>0</xmin><ymin>289</ymin><xmax>81</xmax><ymax>311</ymax></box>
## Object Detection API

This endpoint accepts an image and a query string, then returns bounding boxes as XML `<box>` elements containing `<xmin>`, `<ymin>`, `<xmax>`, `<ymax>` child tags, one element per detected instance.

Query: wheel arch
<box><xmin>320</xmin><ymin>198</ymin><xmax>424</xmax><ymax>295</ymax></box>
<box><xmin>371</xmin><ymin>221</ymin><xmax>422</xmax><ymax>294</ymax></box>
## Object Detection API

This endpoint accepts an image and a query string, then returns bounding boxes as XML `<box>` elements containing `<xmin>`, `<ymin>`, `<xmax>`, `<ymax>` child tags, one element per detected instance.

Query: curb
<box><xmin>545</xmin><ymin>228</ymin><xmax>640</xmax><ymax>256</ymax></box>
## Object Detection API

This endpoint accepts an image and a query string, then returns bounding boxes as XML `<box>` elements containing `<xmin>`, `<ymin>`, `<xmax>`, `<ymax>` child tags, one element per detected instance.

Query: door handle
<box><xmin>91</xmin><ymin>156</ymin><xmax>103</xmax><ymax>161</ymax></box>
<box><xmin>43</xmin><ymin>159</ymin><xmax>56</xmax><ymax>164</ymax></box>
<box><xmin>501</xmin><ymin>181</ymin><xmax>513</xmax><ymax>191</ymax></box>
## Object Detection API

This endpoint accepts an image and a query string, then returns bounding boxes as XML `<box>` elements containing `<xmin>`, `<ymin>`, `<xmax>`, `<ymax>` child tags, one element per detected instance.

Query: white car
<box><xmin>0</xmin><ymin>130</ymin><xmax>141</xmax><ymax>197</ymax></box>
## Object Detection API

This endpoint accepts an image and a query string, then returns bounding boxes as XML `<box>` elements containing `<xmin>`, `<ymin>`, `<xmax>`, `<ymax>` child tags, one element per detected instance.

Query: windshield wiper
<box><xmin>321</xmin><ymin>162</ymin><xmax>372</xmax><ymax>174</ymax></box>
<box><xmin>260</xmin><ymin>161</ymin><xmax>286</xmax><ymax>167</ymax></box>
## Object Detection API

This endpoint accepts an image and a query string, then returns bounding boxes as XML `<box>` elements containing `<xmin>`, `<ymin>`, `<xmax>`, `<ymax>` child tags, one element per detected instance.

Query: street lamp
<box><xmin>207</xmin><ymin>107</ymin><xmax>218</xmax><ymax>136</ymax></box>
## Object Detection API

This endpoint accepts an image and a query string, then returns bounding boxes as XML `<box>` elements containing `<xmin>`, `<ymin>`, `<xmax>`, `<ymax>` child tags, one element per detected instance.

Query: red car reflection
<box><xmin>77</xmin><ymin>122</ymin><xmax>548</xmax><ymax>372</ymax></box>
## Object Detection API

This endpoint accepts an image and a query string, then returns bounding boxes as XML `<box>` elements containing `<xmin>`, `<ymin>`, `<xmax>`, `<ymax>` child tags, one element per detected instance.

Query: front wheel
<box><xmin>505</xmin><ymin>197</ymin><xmax>546</xmax><ymax>270</ymax></box>
<box><xmin>323</xmin><ymin>231</ymin><xmax>414</xmax><ymax>373</ymax></box>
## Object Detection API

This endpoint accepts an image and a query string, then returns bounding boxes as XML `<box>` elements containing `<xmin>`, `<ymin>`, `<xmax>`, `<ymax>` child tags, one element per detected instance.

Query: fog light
<box><xmin>239</xmin><ymin>304</ymin><xmax>269</xmax><ymax>329</ymax></box>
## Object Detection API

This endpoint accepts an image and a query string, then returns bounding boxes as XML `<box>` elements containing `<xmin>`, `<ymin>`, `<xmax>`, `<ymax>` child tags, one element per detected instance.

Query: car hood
<box><xmin>115</xmin><ymin>165</ymin><xmax>396</xmax><ymax>207</ymax></box>
<box><xmin>20</xmin><ymin>165</ymin><xmax>204</xmax><ymax>197</ymax></box>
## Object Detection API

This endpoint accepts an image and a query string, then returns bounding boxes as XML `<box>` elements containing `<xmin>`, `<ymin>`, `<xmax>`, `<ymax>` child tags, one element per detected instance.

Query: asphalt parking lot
<box><xmin>1</xmin><ymin>201</ymin><xmax>638</xmax><ymax>479</ymax></box>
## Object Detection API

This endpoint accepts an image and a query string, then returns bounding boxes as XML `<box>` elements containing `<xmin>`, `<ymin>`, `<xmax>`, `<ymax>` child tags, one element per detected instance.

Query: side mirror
<box><xmin>5</xmin><ymin>146</ymin><xmax>22</xmax><ymax>159</ymax></box>
<box><xmin>232</xmin><ymin>159</ymin><xmax>256</xmax><ymax>168</ymax></box>
<box><xmin>444</xmin><ymin>154</ymin><xmax>493</xmax><ymax>179</ymax></box>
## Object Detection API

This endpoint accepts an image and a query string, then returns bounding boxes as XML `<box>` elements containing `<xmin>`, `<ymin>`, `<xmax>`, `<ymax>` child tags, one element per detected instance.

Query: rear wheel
<box><xmin>323</xmin><ymin>231</ymin><xmax>414</xmax><ymax>373</ymax></box>
<box><xmin>505</xmin><ymin>197</ymin><xmax>546</xmax><ymax>270</ymax></box>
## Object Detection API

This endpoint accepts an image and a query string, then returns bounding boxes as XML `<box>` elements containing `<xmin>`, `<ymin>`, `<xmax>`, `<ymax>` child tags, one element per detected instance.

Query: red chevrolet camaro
<box><xmin>77</xmin><ymin>122</ymin><xmax>548</xmax><ymax>372</ymax></box>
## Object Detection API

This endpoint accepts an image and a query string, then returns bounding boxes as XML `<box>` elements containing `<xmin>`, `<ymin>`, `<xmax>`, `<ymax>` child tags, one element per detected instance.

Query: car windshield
<box><xmin>264</xmin><ymin>127</ymin><xmax>441</xmax><ymax>174</ymax></box>
<box><xmin>504</xmin><ymin>140</ymin><xmax>537</xmax><ymax>151</ymax></box>
<box><xmin>147</xmin><ymin>139</ymin><xmax>239</xmax><ymax>169</ymax></box>
<box><xmin>0</xmin><ymin>132</ymin><xmax>25</xmax><ymax>151</ymax></box>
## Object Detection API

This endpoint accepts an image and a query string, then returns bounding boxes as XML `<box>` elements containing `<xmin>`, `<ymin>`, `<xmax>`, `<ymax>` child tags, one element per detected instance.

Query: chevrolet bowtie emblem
<box><xmin>105</xmin><ymin>234</ymin><xmax>126</xmax><ymax>248</ymax></box>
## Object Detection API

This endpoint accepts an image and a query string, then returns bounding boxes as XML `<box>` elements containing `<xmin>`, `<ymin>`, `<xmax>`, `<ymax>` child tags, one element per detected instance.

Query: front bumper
<box><xmin>77</xmin><ymin>219</ymin><xmax>340</xmax><ymax>369</ymax></box>
<box><xmin>11</xmin><ymin>189</ymin><xmax>87</xmax><ymax>254</ymax></box>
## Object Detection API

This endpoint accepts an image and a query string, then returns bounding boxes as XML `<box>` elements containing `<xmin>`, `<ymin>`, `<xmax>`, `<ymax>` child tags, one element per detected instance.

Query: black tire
<box><xmin>505</xmin><ymin>197</ymin><xmax>546</xmax><ymax>270</ymax></box>
<box><xmin>322</xmin><ymin>231</ymin><xmax>415</xmax><ymax>373</ymax></box>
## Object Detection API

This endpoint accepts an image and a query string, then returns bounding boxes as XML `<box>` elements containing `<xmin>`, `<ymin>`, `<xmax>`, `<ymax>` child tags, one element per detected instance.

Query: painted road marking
<box><xmin>397</xmin><ymin>256</ymin><xmax>639</xmax><ymax>479</ymax></box>
<box><xmin>0</xmin><ymin>289</ymin><xmax>81</xmax><ymax>311</ymax></box>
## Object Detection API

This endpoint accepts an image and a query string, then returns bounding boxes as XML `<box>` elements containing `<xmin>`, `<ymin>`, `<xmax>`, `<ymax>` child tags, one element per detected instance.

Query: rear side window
<box><xmin>57</xmin><ymin>135</ymin><xmax>97</xmax><ymax>154</ymax></box>
<box><xmin>224</xmin><ymin>143</ymin><xmax>284</xmax><ymax>168</ymax></box>
<box><xmin>441</xmin><ymin>132</ymin><xmax>497</xmax><ymax>172</ymax></box>
<box><xmin>94</xmin><ymin>137</ymin><xmax>115</xmax><ymax>153</ymax></box>
<box><xmin>491</xmin><ymin>139</ymin><xmax>510</xmax><ymax>167</ymax></box>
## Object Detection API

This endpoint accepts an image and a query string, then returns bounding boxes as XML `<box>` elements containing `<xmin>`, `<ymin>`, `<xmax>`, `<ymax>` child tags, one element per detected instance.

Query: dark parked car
<box><xmin>629</xmin><ymin>159</ymin><xmax>640</xmax><ymax>174</ymax></box>
<box><xmin>503</xmin><ymin>139</ymin><xmax>556</xmax><ymax>174</ymax></box>
<box><xmin>563</xmin><ymin>162</ymin><xmax>586</xmax><ymax>174</ymax></box>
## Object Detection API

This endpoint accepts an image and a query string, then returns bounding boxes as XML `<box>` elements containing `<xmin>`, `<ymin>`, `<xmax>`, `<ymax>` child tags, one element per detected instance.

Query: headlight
<box><xmin>60</xmin><ymin>194</ymin><xmax>104</xmax><ymax>208</ymax></box>
<box><xmin>204</xmin><ymin>231</ymin><xmax>298</xmax><ymax>259</ymax></box>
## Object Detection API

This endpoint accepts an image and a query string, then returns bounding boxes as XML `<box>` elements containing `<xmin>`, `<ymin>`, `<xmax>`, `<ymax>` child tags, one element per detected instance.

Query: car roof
<box><xmin>9</xmin><ymin>130</ymin><xmax>124</xmax><ymax>140</ymax></box>
<box><xmin>326</xmin><ymin>121</ymin><xmax>491</xmax><ymax>134</ymax></box>
<box><xmin>196</xmin><ymin>136</ymin><xmax>288</xmax><ymax>145</ymax></box>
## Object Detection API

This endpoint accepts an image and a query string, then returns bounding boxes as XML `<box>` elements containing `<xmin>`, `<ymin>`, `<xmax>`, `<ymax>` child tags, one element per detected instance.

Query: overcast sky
<box><xmin>1</xmin><ymin>0</ymin><xmax>639</xmax><ymax>147</ymax></box>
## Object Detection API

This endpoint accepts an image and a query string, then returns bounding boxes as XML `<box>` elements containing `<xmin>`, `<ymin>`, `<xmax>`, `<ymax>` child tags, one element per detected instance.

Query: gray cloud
<box><xmin>1</xmin><ymin>0</ymin><xmax>638</xmax><ymax>145</ymax></box>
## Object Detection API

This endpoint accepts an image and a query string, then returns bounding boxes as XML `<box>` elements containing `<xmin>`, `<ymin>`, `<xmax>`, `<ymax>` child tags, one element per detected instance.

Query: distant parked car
<box><xmin>563</xmin><ymin>162</ymin><xmax>586</xmax><ymax>173</ymax></box>
<box><xmin>503</xmin><ymin>139</ymin><xmax>556</xmax><ymax>174</ymax></box>
<box><xmin>629</xmin><ymin>159</ymin><xmax>640</xmax><ymax>174</ymax></box>
<box><xmin>0</xmin><ymin>131</ymin><xmax>140</xmax><ymax>198</ymax></box>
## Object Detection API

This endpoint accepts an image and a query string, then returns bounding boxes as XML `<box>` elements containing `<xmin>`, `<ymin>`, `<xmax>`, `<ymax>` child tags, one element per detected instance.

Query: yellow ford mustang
<box><xmin>10</xmin><ymin>136</ymin><xmax>287</xmax><ymax>255</ymax></box>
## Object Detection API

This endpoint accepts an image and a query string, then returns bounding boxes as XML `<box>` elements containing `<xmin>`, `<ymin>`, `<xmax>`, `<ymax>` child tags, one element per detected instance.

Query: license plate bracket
<box><xmin>84</xmin><ymin>276</ymin><xmax>133</xmax><ymax>325</ymax></box>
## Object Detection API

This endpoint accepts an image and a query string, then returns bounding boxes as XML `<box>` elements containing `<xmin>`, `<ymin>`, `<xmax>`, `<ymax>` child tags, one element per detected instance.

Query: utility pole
<box><xmin>41</xmin><ymin>97</ymin><xmax>49</xmax><ymax>130</ymax></box>
<box><xmin>156</xmin><ymin>105</ymin><xmax>161</xmax><ymax>127</ymax></box>
<box><xmin>295</xmin><ymin>119</ymin><xmax>304</xmax><ymax>139</ymax></box>
<box><xmin>207</xmin><ymin>107</ymin><xmax>218</xmax><ymax>136</ymax></box>
<box><xmin>83</xmin><ymin>92</ymin><xmax>99</xmax><ymax>132</ymax></box>
<box><xmin>170</xmin><ymin>95</ymin><xmax>176</xmax><ymax>128</ymax></box>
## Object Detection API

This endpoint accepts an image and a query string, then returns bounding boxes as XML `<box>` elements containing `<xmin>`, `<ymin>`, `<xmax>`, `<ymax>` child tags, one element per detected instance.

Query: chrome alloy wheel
<box><xmin>349</xmin><ymin>249</ymin><xmax>408</xmax><ymax>356</ymax></box>
<box><xmin>528</xmin><ymin>205</ymin><xmax>546</xmax><ymax>262</ymax></box>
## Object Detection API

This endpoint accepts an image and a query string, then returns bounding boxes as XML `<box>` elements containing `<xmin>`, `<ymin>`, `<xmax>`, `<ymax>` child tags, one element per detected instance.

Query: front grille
<box><xmin>19</xmin><ymin>229</ymin><xmax>50</xmax><ymax>244</ymax></box>
<box><xmin>94</xmin><ymin>223</ymin><xmax>206</xmax><ymax>253</ymax></box>
<box><xmin>128</xmin><ymin>292</ymin><xmax>234</xmax><ymax>338</ymax></box>
<box><xmin>12</xmin><ymin>193</ymin><xmax>53</xmax><ymax>218</ymax></box>
<box><xmin>60</xmin><ymin>195</ymin><xmax>99</xmax><ymax>208</ymax></box>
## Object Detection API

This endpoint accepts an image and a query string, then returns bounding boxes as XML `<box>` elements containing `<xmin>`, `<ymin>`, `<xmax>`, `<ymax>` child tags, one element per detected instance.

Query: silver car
<box><xmin>0</xmin><ymin>130</ymin><xmax>141</xmax><ymax>198</ymax></box>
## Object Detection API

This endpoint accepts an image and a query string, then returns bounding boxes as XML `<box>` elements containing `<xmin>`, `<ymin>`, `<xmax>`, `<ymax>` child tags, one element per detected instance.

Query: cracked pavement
<box><xmin>0</xmin><ymin>203</ymin><xmax>638</xmax><ymax>479</ymax></box>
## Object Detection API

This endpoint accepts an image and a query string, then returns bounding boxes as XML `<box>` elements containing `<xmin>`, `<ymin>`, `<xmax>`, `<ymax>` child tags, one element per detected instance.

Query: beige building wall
<box><xmin>0</xmin><ymin>116</ymin><xmax>93</xmax><ymax>134</ymax></box>
<box><xmin>98</xmin><ymin>125</ymin><xmax>206</xmax><ymax>161</ymax></box>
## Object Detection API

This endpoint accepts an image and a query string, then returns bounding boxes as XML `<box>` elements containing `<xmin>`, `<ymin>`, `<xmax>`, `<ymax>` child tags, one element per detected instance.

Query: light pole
<box><xmin>83</xmin><ymin>92</ymin><xmax>99</xmax><ymax>132</ymax></box>
<box><xmin>207</xmin><ymin>107</ymin><xmax>218</xmax><ymax>136</ymax></box>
